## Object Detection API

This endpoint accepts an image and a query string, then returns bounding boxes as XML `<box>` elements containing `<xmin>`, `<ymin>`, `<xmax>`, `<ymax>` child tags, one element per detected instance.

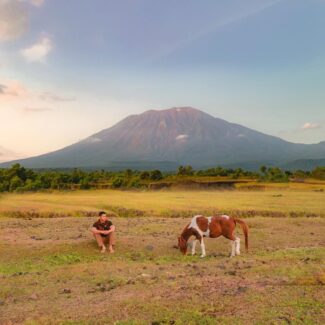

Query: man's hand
<box><xmin>99</xmin><ymin>225</ymin><xmax>116</xmax><ymax>235</ymax></box>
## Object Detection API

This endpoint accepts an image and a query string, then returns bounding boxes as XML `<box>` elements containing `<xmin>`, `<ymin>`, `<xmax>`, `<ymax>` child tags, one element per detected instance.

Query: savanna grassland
<box><xmin>0</xmin><ymin>185</ymin><xmax>324</xmax><ymax>324</ymax></box>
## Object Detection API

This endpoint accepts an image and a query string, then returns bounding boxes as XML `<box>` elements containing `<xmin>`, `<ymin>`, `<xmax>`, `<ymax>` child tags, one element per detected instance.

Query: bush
<box><xmin>311</xmin><ymin>167</ymin><xmax>325</xmax><ymax>180</ymax></box>
<box><xmin>112</xmin><ymin>176</ymin><xmax>125</xmax><ymax>188</ymax></box>
<box><xmin>150</xmin><ymin>170</ymin><xmax>163</xmax><ymax>181</ymax></box>
<box><xmin>9</xmin><ymin>176</ymin><xmax>24</xmax><ymax>191</ymax></box>
<box><xmin>177</xmin><ymin>165</ymin><xmax>194</xmax><ymax>176</ymax></box>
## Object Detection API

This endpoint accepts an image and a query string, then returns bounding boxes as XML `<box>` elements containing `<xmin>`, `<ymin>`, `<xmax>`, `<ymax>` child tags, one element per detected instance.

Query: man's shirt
<box><xmin>93</xmin><ymin>219</ymin><xmax>113</xmax><ymax>236</ymax></box>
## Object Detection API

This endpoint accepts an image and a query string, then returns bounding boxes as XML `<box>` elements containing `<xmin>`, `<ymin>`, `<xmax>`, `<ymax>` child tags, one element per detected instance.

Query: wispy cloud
<box><xmin>22</xmin><ymin>107</ymin><xmax>52</xmax><ymax>113</ymax></box>
<box><xmin>302</xmin><ymin>122</ymin><xmax>321</xmax><ymax>130</ymax></box>
<box><xmin>0</xmin><ymin>84</ymin><xmax>6</xmax><ymax>94</ymax></box>
<box><xmin>0</xmin><ymin>0</ymin><xmax>28</xmax><ymax>42</ymax></box>
<box><xmin>0</xmin><ymin>80</ymin><xmax>29</xmax><ymax>99</ymax></box>
<box><xmin>40</xmin><ymin>92</ymin><xmax>76</xmax><ymax>102</ymax></box>
<box><xmin>21</xmin><ymin>36</ymin><xmax>53</xmax><ymax>63</ymax></box>
<box><xmin>0</xmin><ymin>79</ymin><xmax>75</xmax><ymax>112</ymax></box>
<box><xmin>29</xmin><ymin>0</ymin><xmax>44</xmax><ymax>7</ymax></box>
<box><xmin>0</xmin><ymin>145</ymin><xmax>21</xmax><ymax>162</ymax></box>
<box><xmin>151</xmin><ymin>0</ymin><xmax>284</xmax><ymax>63</ymax></box>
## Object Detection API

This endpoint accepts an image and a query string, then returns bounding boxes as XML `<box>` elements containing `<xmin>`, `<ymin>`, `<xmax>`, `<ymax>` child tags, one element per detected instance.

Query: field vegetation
<box><xmin>0</xmin><ymin>176</ymin><xmax>324</xmax><ymax>324</ymax></box>
<box><xmin>0</xmin><ymin>164</ymin><xmax>324</xmax><ymax>193</ymax></box>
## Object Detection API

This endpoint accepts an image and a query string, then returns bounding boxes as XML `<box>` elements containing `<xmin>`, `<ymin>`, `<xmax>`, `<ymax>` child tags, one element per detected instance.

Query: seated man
<box><xmin>91</xmin><ymin>211</ymin><xmax>116</xmax><ymax>253</ymax></box>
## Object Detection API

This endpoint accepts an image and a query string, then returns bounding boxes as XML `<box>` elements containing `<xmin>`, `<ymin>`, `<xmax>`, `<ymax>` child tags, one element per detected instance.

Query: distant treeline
<box><xmin>0</xmin><ymin>163</ymin><xmax>324</xmax><ymax>192</ymax></box>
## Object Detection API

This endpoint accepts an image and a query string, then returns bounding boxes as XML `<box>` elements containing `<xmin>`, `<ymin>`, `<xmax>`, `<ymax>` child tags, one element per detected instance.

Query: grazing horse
<box><xmin>178</xmin><ymin>215</ymin><xmax>248</xmax><ymax>258</ymax></box>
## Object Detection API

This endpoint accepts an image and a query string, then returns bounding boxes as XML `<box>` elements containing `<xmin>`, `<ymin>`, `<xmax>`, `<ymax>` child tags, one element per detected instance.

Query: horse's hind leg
<box><xmin>224</xmin><ymin>233</ymin><xmax>236</xmax><ymax>258</ymax></box>
<box><xmin>235</xmin><ymin>237</ymin><xmax>240</xmax><ymax>255</ymax></box>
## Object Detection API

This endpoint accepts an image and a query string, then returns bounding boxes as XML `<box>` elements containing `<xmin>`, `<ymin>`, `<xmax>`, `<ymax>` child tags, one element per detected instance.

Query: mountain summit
<box><xmin>1</xmin><ymin>107</ymin><xmax>324</xmax><ymax>169</ymax></box>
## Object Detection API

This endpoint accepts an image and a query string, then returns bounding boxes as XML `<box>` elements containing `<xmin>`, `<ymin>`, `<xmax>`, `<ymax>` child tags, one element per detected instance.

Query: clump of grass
<box><xmin>44</xmin><ymin>253</ymin><xmax>83</xmax><ymax>266</ymax></box>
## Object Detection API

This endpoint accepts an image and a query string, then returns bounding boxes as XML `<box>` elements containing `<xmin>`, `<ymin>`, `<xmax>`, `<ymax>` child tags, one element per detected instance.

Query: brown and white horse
<box><xmin>178</xmin><ymin>215</ymin><xmax>248</xmax><ymax>258</ymax></box>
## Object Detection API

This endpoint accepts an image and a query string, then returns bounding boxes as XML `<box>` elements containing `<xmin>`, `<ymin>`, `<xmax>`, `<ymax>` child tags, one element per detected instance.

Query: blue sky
<box><xmin>0</xmin><ymin>0</ymin><xmax>324</xmax><ymax>160</ymax></box>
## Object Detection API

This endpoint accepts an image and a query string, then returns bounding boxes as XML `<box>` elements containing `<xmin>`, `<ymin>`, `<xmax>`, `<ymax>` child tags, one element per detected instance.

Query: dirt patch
<box><xmin>0</xmin><ymin>216</ymin><xmax>324</xmax><ymax>324</ymax></box>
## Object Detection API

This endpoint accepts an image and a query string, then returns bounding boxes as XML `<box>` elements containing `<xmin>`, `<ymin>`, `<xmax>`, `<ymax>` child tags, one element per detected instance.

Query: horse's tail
<box><xmin>234</xmin><ymin>218</ymin><xmax>249</xmax><ymax>251</ymax></box>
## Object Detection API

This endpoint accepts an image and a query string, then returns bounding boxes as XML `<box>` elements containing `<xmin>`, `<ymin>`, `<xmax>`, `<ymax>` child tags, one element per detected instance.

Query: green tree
<box><xmin>139</xmin><ymin>171</ymin><xmax>150</xmax><ymax>180</ymax></box>
<box><xmin>177</xmin><ymin>165</ymin><xmax>194</xmax><ymax>176</ymax></box>
<box><xmin>150</xmin><ymin>170</ymin><xmax>163</xmax><ymax>181</ymax></box>
<box><xmin>260</xmin><ymin>165</ymin><xmax>267</xmax><ymax>175</ymax></box>
<box><xmin>9</xmin><ymin>176</ymin><xmax>24</xmax><ymax>191</ymax></box>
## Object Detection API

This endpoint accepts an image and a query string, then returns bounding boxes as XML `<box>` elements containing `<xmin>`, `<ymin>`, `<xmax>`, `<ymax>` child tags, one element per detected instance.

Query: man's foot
<box><xmin>108</xmin><ymin>246</ymin><xmax>115</xmax><ymax>253</ymax></box>
<box><xmin>100</xmin><ymin>245</ymin><xmax>106</xmax><ymax>253</ymax></box>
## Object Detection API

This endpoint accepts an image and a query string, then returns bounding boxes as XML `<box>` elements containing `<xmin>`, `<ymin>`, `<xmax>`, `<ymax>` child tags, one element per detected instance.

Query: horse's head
<box><xmin>178</xmin><ymin>236</ymin><xmax>187</xmax><ymax>255</ymax></box>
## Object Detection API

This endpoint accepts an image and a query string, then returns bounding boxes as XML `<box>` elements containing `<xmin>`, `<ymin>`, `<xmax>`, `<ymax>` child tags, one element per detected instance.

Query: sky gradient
<box><xmin>0</xmin><ymin>0</ymin><xmax>324</xmax><ymax>161</ymax></box>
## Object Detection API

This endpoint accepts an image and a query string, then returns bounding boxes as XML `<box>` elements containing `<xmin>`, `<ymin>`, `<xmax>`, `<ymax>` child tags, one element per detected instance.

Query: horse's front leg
<box><xmin>191</xmin><ymin>239</ymin><xmax>197</xmax><ymax>256</ymax></box>
<box><xmin>200</xmin><ymin>238</ymin><xmax>206</xmax><ymax>258</ymax></box>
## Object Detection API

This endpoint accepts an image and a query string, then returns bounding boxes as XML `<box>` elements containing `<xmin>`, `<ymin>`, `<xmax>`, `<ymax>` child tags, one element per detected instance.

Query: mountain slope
<box><xmin>1</xmin><ymin>107</ymin><xmax>325</xmax><ymax>169</ymax></box>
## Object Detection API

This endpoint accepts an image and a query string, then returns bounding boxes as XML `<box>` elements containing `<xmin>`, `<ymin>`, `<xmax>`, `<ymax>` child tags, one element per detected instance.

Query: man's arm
<box><xmin>99</xmin><ymin>225</ymin><xmax>115</xmax><ymax>235</ymax></box>
<box><xmin>91</xmin><ymin>226</ymin><xmax>101</xmax><ymax>234</ymax></box>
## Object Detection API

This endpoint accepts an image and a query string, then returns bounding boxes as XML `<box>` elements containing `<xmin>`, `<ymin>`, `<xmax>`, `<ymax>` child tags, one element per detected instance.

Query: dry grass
<box><xmin>0</xmin><ymin>185</ymin><xmax>324</xmax><ymax>218</ymax></box>
<box><xmin>0</xmin><ymin>216</ymin><xmax>324</xmax><ymax>324</ymax></box>
<box><xmin>0</xmin><ymin>186</ymin><xmax>324</xmax><ymax>324</ymax></box>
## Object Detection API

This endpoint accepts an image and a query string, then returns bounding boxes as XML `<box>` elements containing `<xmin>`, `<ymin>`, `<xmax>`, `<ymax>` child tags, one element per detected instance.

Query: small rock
<box><xmin>237</xmin><ymin>286</ymin><xmax>248</xmax><ymax>293</ymax></box>
<box><xmin>145</xmin><ymin>245</ymin><xmax>154</xmax><ymax>251</ymax></box>
<box><xmin>0</xmin><ymin>300</ymin><xmax>4</xmax><ymax>306</ymax></box>
<box><xmin>141</xmin><ymin>273</ymin><xmax>151</xmax><ymax>278</ymax></box>
<box><xmin>87</xmin><ymin>289</ymin><xmax>96</xmax><ymax>293</ymax></box>
<box><xmin>60</xmin><ymin>288</ymin><xmax>71</xmax><ymax>294</ymax></box>
<box><xmin>225</xmin><ymin>271</ymin><xmax>236</xmax><ymax>276</ymax></box>
<box><xmin>29</xmin><ymin>293</ymin><xmax>38</xmax><ymax>300</ymax></box>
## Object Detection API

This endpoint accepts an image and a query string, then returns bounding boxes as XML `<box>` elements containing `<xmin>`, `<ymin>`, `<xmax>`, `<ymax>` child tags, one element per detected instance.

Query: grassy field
<box><xmin>0</xmin><ymin>185</ymin><xmax>324</xmax><ymax>324</ymax></box>
<box><xmin>0</xmin><ymin>183</ymin><xmax>324</xmax><ymax>218</ymax></box>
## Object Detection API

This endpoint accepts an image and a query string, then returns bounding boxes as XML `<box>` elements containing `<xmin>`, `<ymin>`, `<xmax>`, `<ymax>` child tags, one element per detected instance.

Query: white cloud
<box><xmin>30</xmin><ymin>0</ymin><xmax>44</xmax><ymax>7</ymax></box>
<box><xmin>21</xmin><ymin>36</ymin><xmax>53</xmax><ymax>63</ymax></box>
<box><xmin>302</xmin><ymin>122</ymin><xmax>321</xmax><ymax>130</ymax></box>
<box><xmin>0</xmin><ymin>0</ymin><xmax>28</xmax><ymax>41</ymax></box>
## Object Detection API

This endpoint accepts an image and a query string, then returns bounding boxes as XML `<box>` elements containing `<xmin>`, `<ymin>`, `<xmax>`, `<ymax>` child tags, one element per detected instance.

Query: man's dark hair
<box><xmin>98</xmin><ymin>211</ymin><xmax>106</xmax><ymax>217</ymax></box>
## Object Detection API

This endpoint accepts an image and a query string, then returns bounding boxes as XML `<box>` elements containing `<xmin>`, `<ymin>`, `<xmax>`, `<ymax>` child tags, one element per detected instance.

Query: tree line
<box><xmin>0</xmin><ymin>163</ymin><xmax>324</xmax><ymax>193</ymax></box>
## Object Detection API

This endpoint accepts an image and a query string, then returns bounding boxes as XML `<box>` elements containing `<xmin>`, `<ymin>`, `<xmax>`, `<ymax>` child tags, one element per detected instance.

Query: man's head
<box><xmin>98</xmin><ymin>211</ymin><xmax>108</xmax><ymax>222</ymax></box>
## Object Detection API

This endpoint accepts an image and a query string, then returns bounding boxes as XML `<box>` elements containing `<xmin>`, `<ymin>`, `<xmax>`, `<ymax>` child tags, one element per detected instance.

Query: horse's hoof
<box><xmin>200</xmin><ymin>255</ymin><xmax>206</xmax><ymax>258</ymax></box>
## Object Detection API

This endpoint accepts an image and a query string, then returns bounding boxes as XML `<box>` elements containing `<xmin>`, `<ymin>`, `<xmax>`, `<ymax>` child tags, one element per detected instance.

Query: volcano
<box><xmin>1</xmin><ymin>107</ymin><xmax>324</xmax><ymax>170</ymax></box>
